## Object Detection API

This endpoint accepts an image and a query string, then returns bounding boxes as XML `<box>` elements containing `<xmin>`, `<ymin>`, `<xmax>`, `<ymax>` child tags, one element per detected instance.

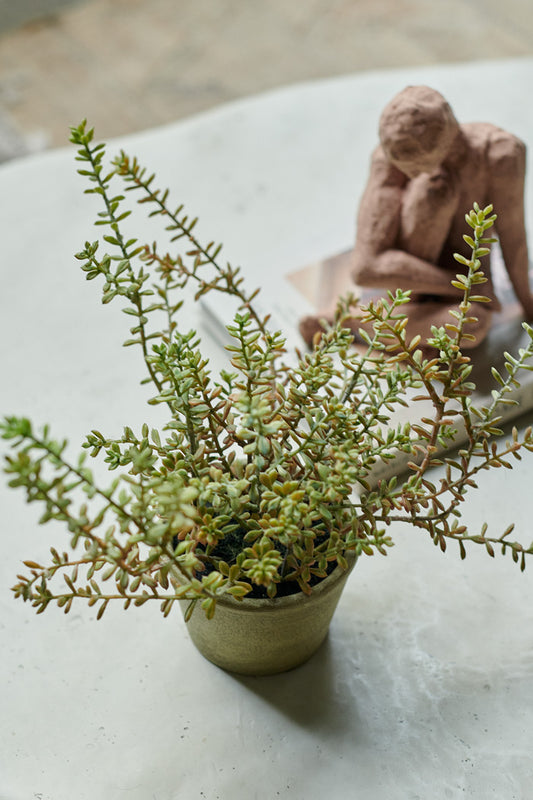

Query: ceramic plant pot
<box><xmin>178</xmin><ymin>553</ymin><xmax>357</xmax><ymax>676</ymax></box>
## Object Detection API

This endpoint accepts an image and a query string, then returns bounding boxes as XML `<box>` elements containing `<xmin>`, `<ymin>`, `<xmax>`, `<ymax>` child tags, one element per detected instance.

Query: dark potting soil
<box><xmin>173</xmin><ymin>527</ymin><xmax>338</xmax><ymax>599</ymax></box>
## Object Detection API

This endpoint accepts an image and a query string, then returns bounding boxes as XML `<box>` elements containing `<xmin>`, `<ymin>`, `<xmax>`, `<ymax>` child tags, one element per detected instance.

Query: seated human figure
<box><xmin>300</xmin><ymin>85</ymin><xmax>533</xmax><ymax>349</ymax></box>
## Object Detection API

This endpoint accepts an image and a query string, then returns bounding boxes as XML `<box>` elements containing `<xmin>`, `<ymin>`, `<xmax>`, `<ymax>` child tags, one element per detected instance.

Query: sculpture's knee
<box><xmin>352</xmin><ymin>251</ymin><xmax>378</xmax><ymax>286</ymax></box>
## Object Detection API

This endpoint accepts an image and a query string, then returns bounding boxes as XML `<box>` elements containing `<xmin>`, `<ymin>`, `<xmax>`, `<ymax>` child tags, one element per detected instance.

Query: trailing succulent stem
<box><xmin>3</xmin><ymin>124</ymin><xmax>533</xmax><ymax>620</ymax></box>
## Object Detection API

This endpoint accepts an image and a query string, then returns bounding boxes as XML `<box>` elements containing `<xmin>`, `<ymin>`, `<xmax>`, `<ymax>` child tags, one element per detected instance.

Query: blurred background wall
<box><xmin>0</xmin><ymin>0</ymin><xmax>531</xmax><ymax>161</ymax></box>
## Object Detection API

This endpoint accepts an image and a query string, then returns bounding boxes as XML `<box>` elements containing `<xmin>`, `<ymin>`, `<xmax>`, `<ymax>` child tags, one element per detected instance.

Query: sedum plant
<box><xmin>3</xmin><ymin>121</ymin><xmax>533</xmax><ymax>622</ymax></box>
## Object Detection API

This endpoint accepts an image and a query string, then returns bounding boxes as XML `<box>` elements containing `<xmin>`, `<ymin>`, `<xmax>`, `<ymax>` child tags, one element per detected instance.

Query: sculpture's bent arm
<box><xmin>352</xmin><ymin>148</ymin><xmax>462</xmax><ymax>297</ymax></box>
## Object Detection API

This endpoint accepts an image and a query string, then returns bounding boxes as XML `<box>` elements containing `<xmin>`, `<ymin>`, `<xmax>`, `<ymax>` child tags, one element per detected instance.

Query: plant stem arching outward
<box><xmin>2</xmin><ymin>125</ymin><xmax>533</xmax><ymax>620</ymax></box>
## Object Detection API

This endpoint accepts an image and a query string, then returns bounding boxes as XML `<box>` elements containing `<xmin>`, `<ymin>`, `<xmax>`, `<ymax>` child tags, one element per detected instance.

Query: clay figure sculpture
<box><xmin>300</xmin><ymin>85</ymin><xmax>533</xmax><ymax>349</ymax></box>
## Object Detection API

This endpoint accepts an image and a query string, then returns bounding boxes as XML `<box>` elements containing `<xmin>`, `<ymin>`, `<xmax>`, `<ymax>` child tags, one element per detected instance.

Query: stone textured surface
<box><xmin>0</xmin><ymin>0</ymin><xmax>85</xmax><ymax>34</ymax></box>
<box><xmin>3</xmin><ymin>60</ymin><xmax>533</xmax><ymax>799</ymax></box>
<box><xmin>0</xmin><ymin>0</ymin><xmax>533</xmax><ymax>157</ymax></box>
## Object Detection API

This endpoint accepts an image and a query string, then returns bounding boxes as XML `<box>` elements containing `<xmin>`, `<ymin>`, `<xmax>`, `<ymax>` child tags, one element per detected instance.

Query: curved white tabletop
<box><xmin>2</xmin><ymin>59</ymin><xmax>533</xmax><ymax>800</ymax></box>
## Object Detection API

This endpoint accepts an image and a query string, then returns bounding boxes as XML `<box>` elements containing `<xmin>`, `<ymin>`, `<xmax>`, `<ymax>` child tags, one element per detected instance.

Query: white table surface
<box><xmin>2</xmin><ymin>59</ymin><xmax>533</xmax><ymax>800</ymax></box>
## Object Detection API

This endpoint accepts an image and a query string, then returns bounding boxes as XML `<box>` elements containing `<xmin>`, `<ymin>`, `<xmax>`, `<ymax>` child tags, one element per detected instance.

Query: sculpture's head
<box><xmin>379</xmin><ymin>85</ymin><xmax>460</xmax><ymax>178</ymax></box>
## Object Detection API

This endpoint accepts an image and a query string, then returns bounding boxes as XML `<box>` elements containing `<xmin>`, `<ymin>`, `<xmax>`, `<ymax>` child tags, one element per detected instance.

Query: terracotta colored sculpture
<box><xmin>300</xmin><ymin>85</ymin><xmax>533</xmax><ymax>349</ymax></box>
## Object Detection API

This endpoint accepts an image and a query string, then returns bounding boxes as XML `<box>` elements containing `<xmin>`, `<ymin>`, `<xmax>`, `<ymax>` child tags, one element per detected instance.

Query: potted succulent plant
<box><xmin>3</xmin><ymin>122</ymin><xmax>533</xmax><ymax>676</ymax></box>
